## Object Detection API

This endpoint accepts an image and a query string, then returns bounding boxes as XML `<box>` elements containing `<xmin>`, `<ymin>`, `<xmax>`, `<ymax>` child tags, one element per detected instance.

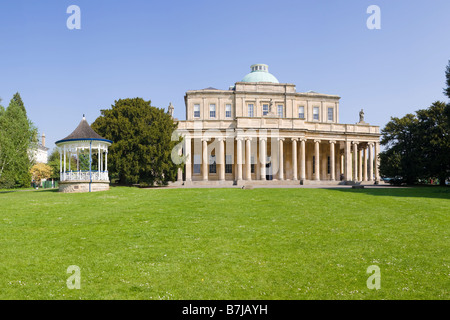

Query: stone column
<box><xmin>177</xmin><ymin>145</ymin><xmax>183</xmax><ymax>182</ymax></box>
<box><xmin>353</xmin><ymin>142</ymin><xmax>359</xmax><ymax>182</ymax></box>
<box><xmin>278</xmin><ymin>138</ymin><xmax>284</xmax><ymax>180</ymax></box>
<box><xmin>363</xmin><ymin>146</ymin><xmax>368</xmax><ymax>181</ymax></box>
<box><xmin>185</xmin><ymin>136</ymin><xmax>192</xmax><ymax>182</ymax></box>
<box><xmin>291</xmin><ymin>138</ymin><xmax>298</xmax><ymax>181</ymax></box>
<box><xmin>358</xmin><ymin>147</ymin><xmax>363</xmax><ymax>182</ymax></box>
<box><xmin>329</xmin><ymin>140</ymin><xmax>336</xmax><ymax>181</ymax></box>
<box><xmin>202</xmin><ymin>138</ymin><xmax>208</xmax><ymax>181</ymax></box>
<box><xmin>344</xmin><ymin>141</ymin><xmax>352</xmax><ymax>181</ymax></box>
<box><xmin>218</xmin><ymin>138</ymin><xmax>225</xmax><ymax>181</ymax></box>
<box><xmin>314</xmin><ymin>139</ymin><xmax>320</xmax><ymax>181</ymax></box>
<box><xmin>260</xmin><ymin>137</ymin><xmax>266</xmax><ymax>180</ymax></box>
<box><xmin>368</xmin><ymin>143</ymin><xmax>374</xmax><ymax>181</ymax></box>
<box><xmin>300</xmin><ymin>138</ymin><xmax>306</xmax><ymax>181</ymax></box>
<box><xmin>245</xmin><ymin>138</ymin><xmax>252</xmax><ymax>181</ymax></box>
<box><xmin>375</xmin><ymin>142</ymin><xmax>380</xmax><ymax>182</ymax></box>
<box><xmin>236</xmin><ymin>137</ymin><xmax>243</xmax><ymax>181</ymax></box>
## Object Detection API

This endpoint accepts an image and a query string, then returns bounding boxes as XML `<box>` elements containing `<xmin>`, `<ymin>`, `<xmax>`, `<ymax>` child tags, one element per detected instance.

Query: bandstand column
<box><xmin>291</xmin><ymin>138</ymin><xmax>298</xmax><ymax>181</ymax></box>
<box><xmin>63</xmin><ymin>145</ymin><xmax>66</xmax><ymax>179</ymax></box>
<box><xmin>260</xmin><ymin>137</ymin><xmax>266</xmax><ymax>180</ymax></box>
<box><xmin>59</xmin><ymin>147</ymin><xmax>62</xmax><ymax>178</ymax></box>
<box><xmin>329</xmin><ymin>140</ymin><xmax>336</xmax><ymax>181</ymax></box>
<box><xmin>314</xmin><ymin>139</ymin><xmax>320</xmax><ymax>181</ymax></box>
<box><xmin>76</xmin><ymin>149</ymin><xmax>79</xmax><ymax>172</ymax></box>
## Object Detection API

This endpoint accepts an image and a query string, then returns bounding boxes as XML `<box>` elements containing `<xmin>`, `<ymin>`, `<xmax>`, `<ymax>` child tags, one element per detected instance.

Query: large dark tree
<box><xmin>92</xmin><ymin>98</ymin><xmax>181</xmax><ymax>186</ymax></box>
<box><xmin>416</xmin><ymin>101</ymin><xmax>450</xmax><ymax>185</ymax></box>
<box><xmin>379</xmin><ymin>114</ymin><xmax>422</xmax><ymax>184</ymax></box>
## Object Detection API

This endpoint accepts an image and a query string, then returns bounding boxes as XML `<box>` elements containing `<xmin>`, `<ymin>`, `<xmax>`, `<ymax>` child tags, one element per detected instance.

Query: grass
<box><xmin>0</xmin><ymin>186</ymin><xmax>449</xmax><ymax>300</ymax></box>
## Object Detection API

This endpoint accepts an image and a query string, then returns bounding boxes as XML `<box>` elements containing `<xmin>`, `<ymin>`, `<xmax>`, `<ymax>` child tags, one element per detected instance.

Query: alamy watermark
<box><xmin>66</xmin><ymin>265</ymin><xmax>81</xmax><ymax>289</ymax></box>
<box><xmin>366</xmin><ymin>265</ymin><xmax>381</xmax><ymax>290</ymax></box>
<box><xmin>66</xmin><ymin>5</ymin><xmax>81</xmax><ymax>30</ymax></box>
<box><xmin>367</xmin><ymin>5</ymin><xmax>381</xmax><ymax>30</ymax></box>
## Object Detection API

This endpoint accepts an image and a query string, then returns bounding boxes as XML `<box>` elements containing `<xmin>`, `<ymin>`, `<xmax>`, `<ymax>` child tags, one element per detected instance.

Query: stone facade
<box><xmin>176</xmin><ymin>64</ymin><xmax>381</xmax><ymax>185</ymax></box>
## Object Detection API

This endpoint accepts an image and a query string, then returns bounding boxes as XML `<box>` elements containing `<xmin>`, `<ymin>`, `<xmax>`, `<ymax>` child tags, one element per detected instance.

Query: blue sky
<box><xmin>1</xmin><ymin>0</ymin><xmax>449</xmax><ymax>149</ymax></box>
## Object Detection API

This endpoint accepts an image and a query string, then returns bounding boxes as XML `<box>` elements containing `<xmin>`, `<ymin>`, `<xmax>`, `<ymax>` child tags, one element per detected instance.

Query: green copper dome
<box><xmin>241</xmin><ymin>64</ymin><xmax>279</xmax><ymax>83</ymax></box>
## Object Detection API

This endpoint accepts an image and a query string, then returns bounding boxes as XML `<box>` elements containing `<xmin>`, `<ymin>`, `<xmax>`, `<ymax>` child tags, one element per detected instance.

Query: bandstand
<box><xmin>55</xmin><ymin>115</ymin><xmax>113</xmax><ymax>193</ymax></box>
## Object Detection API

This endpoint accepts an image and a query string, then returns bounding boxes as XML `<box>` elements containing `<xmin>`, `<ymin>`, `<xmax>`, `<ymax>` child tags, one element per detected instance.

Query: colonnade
<box><xmin>181</xmin><ymin>136</ymin><xmax>380</xmax><ymax>183</ymax></box>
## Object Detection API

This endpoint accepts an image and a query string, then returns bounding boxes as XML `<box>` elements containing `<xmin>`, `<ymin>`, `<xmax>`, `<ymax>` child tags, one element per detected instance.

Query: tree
<box><xmin>10</xmin><ymin>92</ymin><xmax>27</xmax><ymax>116</ymax></box>
<box><xmin>0</xmin><ymin>93</ymin><xmax>37</xmax><ymax>188</ymax></box>
<box><xmin>0</xmin><ymin>98</ymin><xmax>4</xmax><ymax>116</ymax></box>
<box><xmin>30</xmin><ymin>163</ymin><xmax>53</xmax><ymax>187</ymax></box>
<box><xmin>91</xmin><ymin>98</ymin><xmax>182</xmax><ymax>186</ymax></box>
<box><xmin>444</xmin><ymin>60</ymin><xmax>450</xmax><ymax>130</ymax></box>
<box><xmin>444</xmin><ymin>60</ymin><xmax>450</xmax><ymax>99</ymax></box>
<box><xmin>380</xmin><ymin>102</ymin><xmax>450</xmax><ymax>185</ymax></box>
<box><xmin>416</xmin><ymin>101</ymin><xmax>450</xmax><ymax>186</ymax></box>
<box><xmin>379</xmin><ymin>114</ymin><xmax>422</xmax><ymax>184</ymax></box>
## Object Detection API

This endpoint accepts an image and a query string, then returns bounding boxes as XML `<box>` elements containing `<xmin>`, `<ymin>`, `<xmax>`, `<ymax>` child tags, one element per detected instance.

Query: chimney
<box><xmin>42</xmin><ymin>133</ymin><xmax>46</xmax><ymax>147</ymax></box>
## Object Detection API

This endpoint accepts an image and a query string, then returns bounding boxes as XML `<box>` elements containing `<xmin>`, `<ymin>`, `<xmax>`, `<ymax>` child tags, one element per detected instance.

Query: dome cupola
<box><xmin>241</xmin><ymin>64</ymin><xmax>279</xmax><ymax>83</ymax></box>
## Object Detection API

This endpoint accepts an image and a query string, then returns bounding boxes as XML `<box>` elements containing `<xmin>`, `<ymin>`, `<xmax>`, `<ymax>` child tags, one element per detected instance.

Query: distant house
<box><xmin>33</xmin><ymin>133</ymin><xmax>49</xmax><ymax>164</ymax></box>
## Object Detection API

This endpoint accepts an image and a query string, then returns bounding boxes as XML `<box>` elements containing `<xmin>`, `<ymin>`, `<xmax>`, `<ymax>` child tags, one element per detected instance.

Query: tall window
<box><xmin>277</xmin><ymin>105</ymin><xmax>283</xmax><ymax>118</ymax></box>
<box><xmin>313</xmin><ymin>107</ymin><xmax>319</xmax><ymax>121</ymax></box>
<box><xmin>194</xmin><ymin>104</ymin><xmax>200</xmax><ymax>118</ymax></box>
<box><xmin>251</xmin><ymin>155</ymin><xmax>255</xmax><ymax>173</ymax></box>
<box><xmin>209</xmin><ymin>155</ymin><xmax>216</xmax><ymax>174</ymax></box>
<box><xmin>225</xmin><ymin>104</ymin><xmax>232</xmax><ymax>118</ymax></box>
<box><xmin>225</xmin><ymin>154</ymin><xmax>232</xmax><ymax>174</ymax></box>
<box><xmin>328</xmin><ymin>107</ymin><xmax>333</xmax><ymax>121</ymax></box>
<box><xmin>209</xmin><ymin>104</ymin><xmax>216</xmax><ymax>118</ymax></box>
<box><xmin>263</xmin><ymin>104</ymin><xmax>269</xmax><ymax>116</ymax></box>
<box><xmin>298</xmin><ymin>106</ymin><xmax>305</xmax><ymax>119</ymax></box>
<box><xmin>248</xmin><ymin>104</ymin><xmax>254</xmax><ymax>117</ymax></box>
<box><xmin>193</xmin><ymin>154</ymin><xmax>201</xmax><ymax>173</ymax></box>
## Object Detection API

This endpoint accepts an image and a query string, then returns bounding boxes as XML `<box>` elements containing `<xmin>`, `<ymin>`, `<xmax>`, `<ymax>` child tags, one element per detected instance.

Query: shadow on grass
<box><xmin>0</xmin><ymin>188</ymin><xmax>59</xmax><ymax>194</ymax></box>
<box><xmin>331</xmin><ymin>185</ymin><xmax>450</xmax><ymax>200</ymax></box>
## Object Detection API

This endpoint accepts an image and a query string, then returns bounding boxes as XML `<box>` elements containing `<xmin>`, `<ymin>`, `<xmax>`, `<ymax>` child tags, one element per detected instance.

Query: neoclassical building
<box><xmin>176</xmin><ymin>64</ymin><xmax>381</xmax><ymax>185</ymax></box>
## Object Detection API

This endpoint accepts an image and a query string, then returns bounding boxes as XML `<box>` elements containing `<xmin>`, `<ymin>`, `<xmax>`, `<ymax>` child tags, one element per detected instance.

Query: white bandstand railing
<box><xmin>61</xmin><ymin>171</ymin><xmax>109</xmax><ymax>182</ymax></box>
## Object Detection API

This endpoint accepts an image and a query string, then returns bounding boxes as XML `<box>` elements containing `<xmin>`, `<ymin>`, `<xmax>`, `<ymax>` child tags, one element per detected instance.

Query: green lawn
<box><xmin>0</xmin><ymin>186</ymin><xmax>449</xmax><ymax>300</ymax></box>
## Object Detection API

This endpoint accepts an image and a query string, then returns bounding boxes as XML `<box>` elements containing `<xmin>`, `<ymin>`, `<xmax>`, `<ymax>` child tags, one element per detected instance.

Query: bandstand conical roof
<box><xmin>55</xmin><ymin>116</ymin><xmax>112</xmax><ymax>145</ymax></box>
